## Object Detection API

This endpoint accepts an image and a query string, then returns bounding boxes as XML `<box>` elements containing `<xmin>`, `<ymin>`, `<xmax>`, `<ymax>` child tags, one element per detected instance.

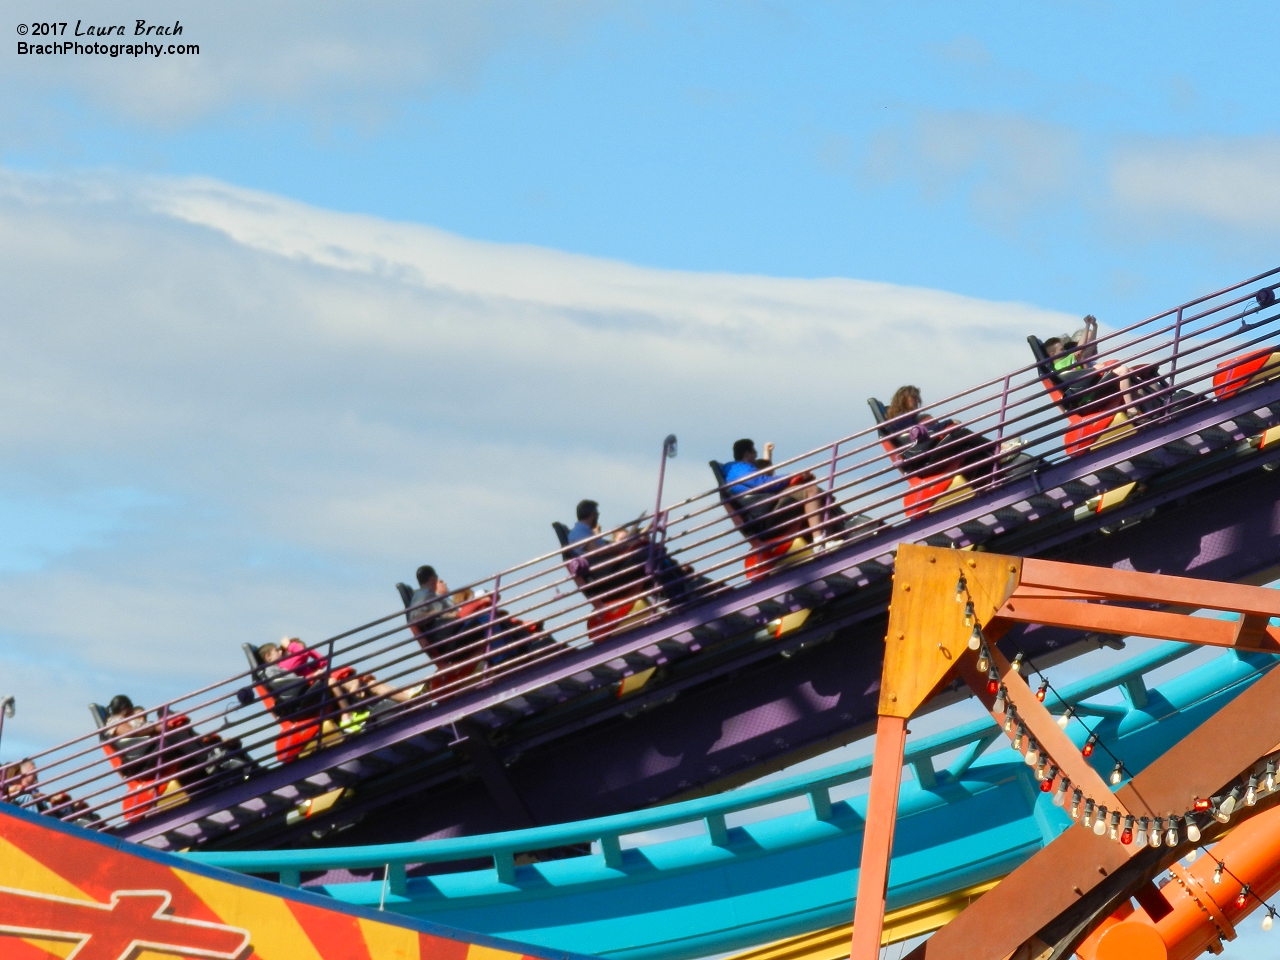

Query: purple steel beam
<box><xmin>115</xmin><ymin>373</ymin><xmax>1280</xmax><ymax>843</ymax></box>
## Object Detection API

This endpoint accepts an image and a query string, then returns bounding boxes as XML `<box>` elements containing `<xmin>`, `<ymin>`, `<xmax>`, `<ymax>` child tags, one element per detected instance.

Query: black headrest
<box><xmin>88</xmin><ymin>703</ymin><xmax>108</xmax><ymax>730</ymax></box>
<box><xmin>552</xmin><ymin>522</ymin><xmax>570</xmax><ymax>548</ymax></box>
<box><xmin>708</xmin><ymin>460</ymin><xmax>727</xmax><ymax>486</ymax></box>
<box><xmin>396</xmin><ymin>582</ymin><xmax>414</xmax><ymax>608</ymax></box>
<box><xmin>867</xmin><ymin>397</ymin><xmax>888</xmax><ymax>424</ymax></box>
<box><xmin>242</xmin><ymin>642</ymin><xmax>265</xmax><ymax>671</ymax></box>
<box><xmin>1027</xmin><ymin>335</ymin><xmax>1049</xmax><ymax>364</ymax></box>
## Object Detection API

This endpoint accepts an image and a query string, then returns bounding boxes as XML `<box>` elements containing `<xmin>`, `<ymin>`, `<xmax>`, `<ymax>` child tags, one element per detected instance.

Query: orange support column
<box><xmin>850</xmin><ymin>714</ymin><xmax>909</xmax><ymax>960</ymax></box>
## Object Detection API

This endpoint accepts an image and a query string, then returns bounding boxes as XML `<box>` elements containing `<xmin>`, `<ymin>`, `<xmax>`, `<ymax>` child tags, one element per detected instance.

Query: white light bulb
<box><xmin>968</xmin><ymin>626</ymin><xmax>981</xmax><ymax>651</ymax></box>
<box><xmin>1185</xmin><ymin>849</ymin><xmax>1197</xmax><ymax>864</ymax></box>
<box><xmin>1221</xmin><ymin>792</ymin><xmax>1239</xmax><ymax>817</ymax></box>
<box><xmin>1264</xmin><ymin>913</ymin><xmax>1274</xmax><ymax>932</ymax></box>
<box><xmin>1057</xmin><ymin>713</ymin><xmax>1070</xmax><ymax>729</ymax></box>
<box><xmin>1151</xmin><ymin>818</ymin><xmax>1163</xmax><ymax>848</ymax></box>
<box><xmin>1053</xmin><ymin>779</ymin><xmax>1070</xmax><ymax>807</ymax></box>
<box><xmin>1187</xmin><ymin>820</ymin><xmax>1202</xmax><ymax>843</ymax></box>
<box><xmin>1094</xmin><ymin>806</ymin><xmax>1109</xmax><ymax>836</ymax></box>
<box><xmin>1025</xmin><ymin>742</ymin><xmax>1039</xmax><ymax>766</ymax></box>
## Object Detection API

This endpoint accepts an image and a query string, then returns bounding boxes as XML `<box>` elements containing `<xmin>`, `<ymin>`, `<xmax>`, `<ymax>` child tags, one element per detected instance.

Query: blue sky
<box><xmin>7</xmin><ymin>2</ymin><xmax>1279</xmax><ymax>316</ymax></box>
<box><xmin>3</xmin><ymin>5</ymin><xmax>1280</xmax><ymax>950</ymax></box>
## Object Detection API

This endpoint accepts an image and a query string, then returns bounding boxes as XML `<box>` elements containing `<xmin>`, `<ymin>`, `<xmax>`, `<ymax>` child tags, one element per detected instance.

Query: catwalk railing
<box><xmin>7</xmin><ymin>266</ymin><xmax>1280</xmax><ymax>834</ymax></box>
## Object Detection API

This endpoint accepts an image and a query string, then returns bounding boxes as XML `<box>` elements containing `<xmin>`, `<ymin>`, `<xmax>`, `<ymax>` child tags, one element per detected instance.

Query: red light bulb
<box><xmin>1036</xmin><ymin>680</ymin><xmax>1048</xmax><ymax>702</ymax></box>
<box><xmin>1082</xmin><ymin>732</ymin><xmax>1098</xmax><ymax>757</ymax></box>
<box><xmin>1041</xmin><ymin>777</ymin><xmax>1054</xmax><ymax>793</ymax></box>
<box><xmin>987</xmin><ymin>677</ymin><xmax>1000</xmax><ymax>695</ymax></box>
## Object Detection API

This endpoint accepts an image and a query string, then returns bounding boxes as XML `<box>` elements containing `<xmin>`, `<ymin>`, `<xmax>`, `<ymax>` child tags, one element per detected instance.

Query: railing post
<box><xmin>1169</xmin><ymin>307</ymin><xmax>1184</xmax><ymax>391</ymax></box>
<box><xmin>822</xmin><ymin>442</ymin><xmax>840</xmax><ymax>539</ymax></box>
<box><xmin>482</xmin><ymin>573</ymin><xmax>502</xmax><ymax>680</ymax></box>
<box><xmin>995</xmin><ymin>374</ymin><xmax>1011</xmax><ymax>446</ymax></box>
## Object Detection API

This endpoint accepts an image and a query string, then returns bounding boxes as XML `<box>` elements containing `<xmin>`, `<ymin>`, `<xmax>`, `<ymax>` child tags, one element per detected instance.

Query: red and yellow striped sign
<box><xmin>0</xmin><ymin>804</ymin><xmax>576</xmax><ymax>960</ymax></box>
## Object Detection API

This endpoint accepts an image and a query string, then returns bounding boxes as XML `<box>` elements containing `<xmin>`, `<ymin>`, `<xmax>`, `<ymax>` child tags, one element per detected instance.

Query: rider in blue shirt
<box><xmin>723</xmin><ymin>439</ymin><xmax>781</xmax><ymax>496</ymax></box>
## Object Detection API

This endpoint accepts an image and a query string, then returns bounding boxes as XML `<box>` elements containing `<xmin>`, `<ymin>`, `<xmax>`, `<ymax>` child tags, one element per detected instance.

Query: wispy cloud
<box><xmin>864</xmin><ymin>109</ymin><xmax>1082</xmax><ymax>230</ymax></box>
<box><xmin>0</xmin><ymin>169</ymin><xmax>1073</xmax><ymax>756</ymax></box>
<box><xmin>1110</xmin><ymin>137</ymin><xmax>1280</xmax><ymax>232</ymax></box>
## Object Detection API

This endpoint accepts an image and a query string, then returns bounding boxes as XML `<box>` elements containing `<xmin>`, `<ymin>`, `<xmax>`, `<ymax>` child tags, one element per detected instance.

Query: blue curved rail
<box><xmin>187</xmin><ymin>643</ymin><xmax>1277</xmax><ymax>960</ymax></box>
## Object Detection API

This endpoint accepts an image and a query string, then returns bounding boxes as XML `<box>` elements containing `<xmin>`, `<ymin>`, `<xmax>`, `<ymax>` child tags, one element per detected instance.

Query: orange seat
<box><xmin>1213</xmin><ymin>349</ymin><xmax>1280</xmax><ymax>400</ymax></box>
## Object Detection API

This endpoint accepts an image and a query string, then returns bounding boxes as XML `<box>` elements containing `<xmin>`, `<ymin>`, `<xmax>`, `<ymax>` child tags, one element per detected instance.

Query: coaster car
<box><xmin>396</xmin><ymin>583</ymin><xmax>550</xmax><ymax>689</ymax></box>
<box><xmin>867</xmin><ymin>398</ymin><xmax>977</xmax><ymax>518</ymax></box>
<box><xmin>551</xmin><ymin>524</ymin><xmax>658</xmax><ymax>640</ymax></box>
<box><xmin>708</xmin><ymin>461</ymin><xmax>816</xmax><ymax>579</ymax></box>
<box><xmin>1027</xmin><ymin>335</ymin><xmax>1136</xmax><ymax>455</ymax></box>
<box><xmin>88</xmin><ymin>702</ymin><xmax>253</xmax><ymax>821</ymax></box>
<box><xmin>239</xmin><ymin>645</ymin><xmax>348</xmax><ymax>764</ymax></box>
<box><xmin>1214</xmin><ymin>349</ymin><xmax>1280</xmax><ymax>399</ymax></box>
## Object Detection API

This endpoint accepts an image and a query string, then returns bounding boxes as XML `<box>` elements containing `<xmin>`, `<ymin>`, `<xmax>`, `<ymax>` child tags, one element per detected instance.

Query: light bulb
<box><xmin>1223</xmin><ymin>788</ymin><xmax>1242</xmax><ymax>816</ymax></box>
<box><xmin>1186</xmin><ymin>848</ymin><xmax>1198</xmax><ymax>864</ymax></box>
<box><xmin>1151</xmin><ymin>818</ymin><xmax>1163</xmax><ymax>848</ymax></box>
<box><xmin>1040</xmin><ymin>775</ymin><xmax>1054</xmax><ymax>793</ymax></box>
<box><xmin>977</xmin><ymin>647</ymin><xmax>991</xmax><ymax>673</ymax></box>
<box><xmin>1186</xmin><ymin>818</ymin><xmax>1202</xmax><ymax>843</ymax></box>
<box><xmin>1108</xmin><ymin>811</ymin><xmax>1121</xmax><ymax>841</ymax></box>
<box><xmin>1034</xmin><ymin>755</ymin><xmax>1047</xmax><ymax>778</ymax></box>
<box><xmin>1082</xmin><ymin>732</ymin><xmax>1098</xmax><ymax>757</ymax></box>
<box><xmin>1194</xmin><ymin>798</ymin><xmax>1212</xmax><ymax>812</ymax></box>
<box><xmin>964</xmin><ymin>601</ymin><xmax>975</xmax><ymax>627</ymax></box>
<box><xmin>1012</xmin><ymin>652</ymin><xmax>1024</xmax><ymax>674</ymax></box>
<box><xmin>1053</xmin><ymin>777</ymin><xmax>1069</xmax><ymax>806</ymax></box>
<box><xmin>1110</xmin><ymin>762</ymin><xmax>1124</xmax><ymax>785</ymax></box>
<box><xmin>1121</xmin><ymin>816</ymin><xmax>1134</xmax><ymax>845</ymax></box>
<box><xmin>955</xmin><ymin>575</ymin><xmax>966</xmax><ymax>602</ymax></box>
<box><xmin>1057</xmin><ymin>706</ymin><xmax>1074</xmax><ymax>729</ymax></box>
<box><xmin>992</xmin><ymin>684</ymin><xmax>1004</xmax><ymax>712</ymax></box>
<box><xmin>1237</xmin><ymin>885</ymin><xmax>1251</xmax><ymax>909</ymax></box>
<box><xmin>1025</xmin><ymin>741</ymin><xmax>1040</xmax><ymax>767</ymax></box>
<box><xmin>1070</xmin><ymin>789</ymin><xmax>1083</xmax><ymax>819</ymax></box>
<box><xmin>1036</xmin><ymin>680</ymin><xmax>1048</xmax><ymax>703</ymax></box>
<box><xmin>1213</xmin><ymin>862</ymin><xmax>1223</xmax><ymax>884</ymax></box>
<box><xmin>986</xmin><ymin>671</ymin><xmax>1000</xmax><ymax>696</ymax></box>
<box><xmin>1082</xmin><ymin>799</ymin><xmax>1095</xmax><ymax>827</ymax></box>
<box><xmin>1267</xmin><ymin>761</ymin><xmax>1276</xmax><ymax>793</ymax></box>
<box><xmin>1013</xmin><ymin>723</ymin><xmax>1026</xmax><ymax>751</ymax></box>
<box><xmin>1246</xmin><ymin>775</ymin><xmax>1258</xmax><ymax>807</ymax></box>
<box><xmin>1135</xmin><ymin>818</ymin><xmax>1148</xmax><ymax>847</ymax></box>
<box><xmin>1093</xmin><ymin>805</ymin><xmax>1108</xmax><ymax>835</ymax></box>
<box><xmin>1165</xmin><ymin>817</ymin><xmax>1179</xmax><ymax>847</ymax></box>
<box><xmin>1003</xmin><ymin>711</ymin><xmax>1016</xmax><ymax>733</ymax></box>
<box><xmin>1264</xmin><ymin>911</ymin><xmax>1275</xmax><ymax>932</ymax></box>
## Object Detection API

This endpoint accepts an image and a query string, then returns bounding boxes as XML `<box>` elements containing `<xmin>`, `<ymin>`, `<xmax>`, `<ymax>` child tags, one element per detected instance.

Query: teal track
<box><xmin>187</xmin><ymin>642</ymin><xmax>1277</xmax><ymax>960</ymax></box>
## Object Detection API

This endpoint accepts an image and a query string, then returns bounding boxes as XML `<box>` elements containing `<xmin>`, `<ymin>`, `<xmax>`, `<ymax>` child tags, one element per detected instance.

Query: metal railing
<box><xmin>5</xmin><ymin>267</ymin><xmax>1280</xmax><ymax>834</ymax></box>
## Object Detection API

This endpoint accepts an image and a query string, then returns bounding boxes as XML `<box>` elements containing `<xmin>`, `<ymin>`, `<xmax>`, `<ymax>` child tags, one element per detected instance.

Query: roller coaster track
<box><xmin>14</xmin><ymin>267</ymin><xmax>1280</xmax><ymax>856</ymax></box>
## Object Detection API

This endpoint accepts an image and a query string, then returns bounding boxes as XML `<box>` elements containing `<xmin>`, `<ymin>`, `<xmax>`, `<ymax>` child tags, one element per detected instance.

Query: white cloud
<box><xmin>1110</xmin><ymin>137</ymin><xmax>1280</xmax><ymax>231</ymax></box>
<box><xmin>3</xmin><ymin>1</ymin><xmax>607</xmax><ymax>128</ymax></box>
<box><xmin>0</xmin><ymin>169</ymin><xmax>1074</xmax><ymax>755</ymax></box>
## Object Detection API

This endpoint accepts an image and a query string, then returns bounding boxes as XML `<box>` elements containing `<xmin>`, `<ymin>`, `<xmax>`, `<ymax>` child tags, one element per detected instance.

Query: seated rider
<box><xmin>566</xmin><ymin>499</ymin><xmax>629</xmax><ymax>558</ymax></box>
<box><xmin>1044</xmin><ymin>314</ymin><xmax>1150</xmax><ymax>413</ymax></box>
<box><xmin>407</xmin><ymin>565</ymin><xmax>457</xmax><ymax>642</ymax></box>
<box><xmin>885</xmin><ymin>386</ymin><xmax>1020</xmax><ymax>483</ymax></box>
<box><xmin>568</xmin><ymin>499</ymin><xmax>707</xmax><ymax>604</ymax></box>
<box><xmin>258</xmin><ymin>639</ymin><xmax>424</xmax><ymax>730</ymax></box>
<box><xmin>1</xmin><ymin>759</ymin><xmax>97</xmax><ymax>823</ymax></box>
<box><xmin>723</xmin><ymin>439</ymin><xmax>828</xmax><ymax>539</ymax></box>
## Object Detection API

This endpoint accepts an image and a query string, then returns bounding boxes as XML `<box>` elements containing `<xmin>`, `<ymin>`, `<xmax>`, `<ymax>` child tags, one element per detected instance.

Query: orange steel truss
<box><xmin>850</xmin><ymin>544</ymin><xmax>1280</xmax><ymax>960</ymax></box>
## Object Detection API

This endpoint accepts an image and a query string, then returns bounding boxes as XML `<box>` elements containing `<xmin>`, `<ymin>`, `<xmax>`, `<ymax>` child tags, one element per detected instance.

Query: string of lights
<box><xmin>956</xmin><ymin>569</ymin><xmax>1280</xmax><ymax>933</ymax></box>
